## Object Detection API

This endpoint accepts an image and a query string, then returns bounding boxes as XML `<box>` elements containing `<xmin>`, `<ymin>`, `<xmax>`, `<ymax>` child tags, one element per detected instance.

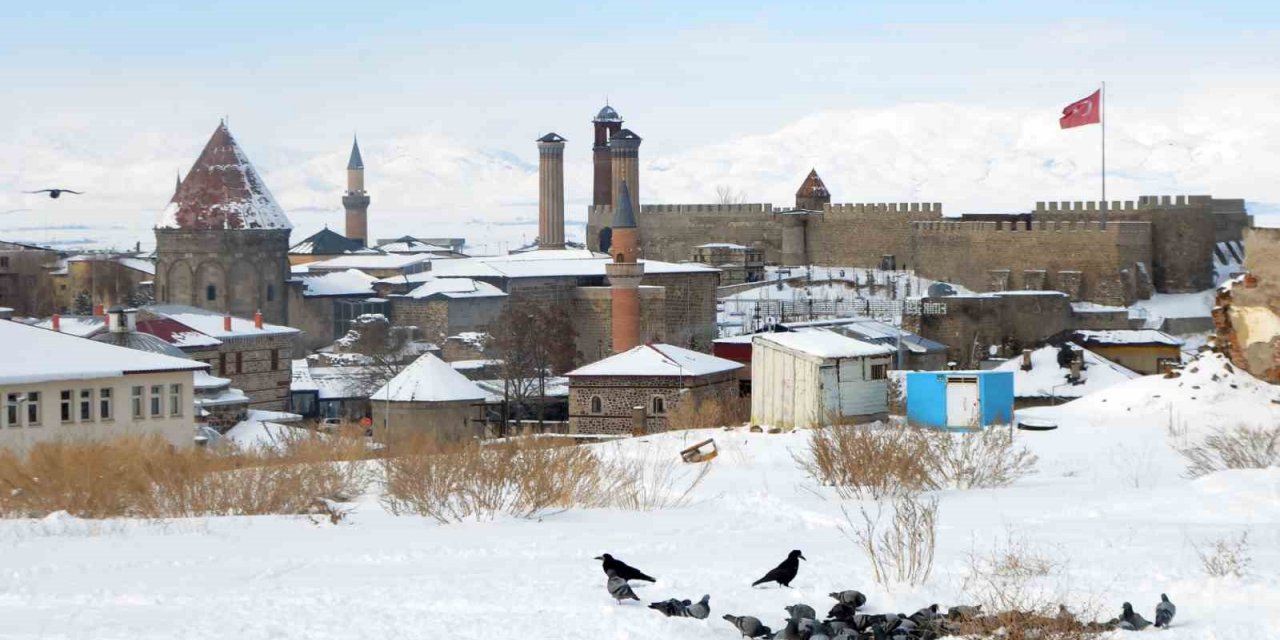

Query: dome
<box><xmin>594</xmin><ymin>105</ymin><xmax>622</xmax><ymax>123</ymax></box>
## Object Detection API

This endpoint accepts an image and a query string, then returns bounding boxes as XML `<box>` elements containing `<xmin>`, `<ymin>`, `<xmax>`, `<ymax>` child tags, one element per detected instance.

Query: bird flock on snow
<box><xmin>597</xmin><ymin>550</ymin><xmax>1177</xmax><ymax>638</ymax></box>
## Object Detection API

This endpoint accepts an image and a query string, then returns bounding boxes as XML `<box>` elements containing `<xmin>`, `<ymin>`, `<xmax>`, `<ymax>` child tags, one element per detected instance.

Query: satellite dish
<box><xmin>927</xmin><ymin>282</ymin><xmax>958</xmax><ymax>298</ymax></box>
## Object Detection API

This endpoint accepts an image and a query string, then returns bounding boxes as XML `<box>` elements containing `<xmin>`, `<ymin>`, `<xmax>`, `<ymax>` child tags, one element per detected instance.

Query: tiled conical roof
<box><xmin>613</xmin><ymin>181</ymin><xmax>637</xmax><ymax>228</ymax></box>
<box><xmin>796</xmin><ymin>168</ymin><xmax>830</xmax><ymax>199</ymax></box>
<box><xmin>347</xmin><ymin>135</ymin><xmax>364</xmax><ymax>171</ymax></box>
<box><xmin>157</xmin><ymin>122</ymin><xmax>292</xmax><ymax>231</ymax></box>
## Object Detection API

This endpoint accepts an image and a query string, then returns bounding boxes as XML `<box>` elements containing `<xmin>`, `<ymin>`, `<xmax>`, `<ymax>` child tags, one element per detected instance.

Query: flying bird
<box><xmin>751</xmin><ymin>549</ymin><xmax>805</xmax><ymax>588</ymax></box>
<box><xmin>1154</xmin><ymin>593</ymin><xmax>1176</xmax><ymax>628</ymax></box>
<box><xmin>595</xmin><ymin>553</ymin><xmax>656</xmax><ymax>583</ymax></box>
<box><xmin>605</xmin><ymin>570</ymin><xmax>639</xmax><ymax>604</ymax></box>
<box><xmin>723</xmin><ymin>614</ymin><xmax>772</xmax><ymax>639</ymax></box>
<box><xmin>25</xmin><ymin>189</ymin><xmax>83</xmax><ymax>199</ymax></box>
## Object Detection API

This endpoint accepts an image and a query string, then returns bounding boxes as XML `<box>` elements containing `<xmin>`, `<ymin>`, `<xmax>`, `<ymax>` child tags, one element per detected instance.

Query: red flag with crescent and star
<box><xmin>1060</xmin><ymin>90</ymin><xmax>1101</xmax><ymax>129</ymax></box>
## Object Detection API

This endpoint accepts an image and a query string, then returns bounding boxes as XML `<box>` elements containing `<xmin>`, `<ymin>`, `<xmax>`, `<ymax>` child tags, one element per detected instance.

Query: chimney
<box><xmin>108</xmin><ymin>306</ymin><xmax>127</xmax><ymax>333</ymax></box>
<box><xmin>254</xmin><ymin>310</ymin><xmax>264</xmax><ymax>330</ymax></box>
<box><xmin>1021</xmin><ymin>349</ymin><xmax>1032</xmax><ymax>371</ymax></box>
<box><xmin>93</xmin><ymin>303</ymin><xmax>104</xmax><ymax>317</ymax></box>
<box><xmin>124</xmin><ymin>308</ymin><xmax>137</xmax><ymax>332</ymax></box>
<box><xmin>1069</xmin><ymin>349</ymin><xmax>1083</xmax><ymax>381</ymax></box>
<box><xmin>51</xmin><ymin>313</ymin><xmax>60</xmax><ymax>332</ymax></box>
<box><xmin>223</xmin><ymin>314</ymin><xmax>232</xmax><ymax>332</ymax></box>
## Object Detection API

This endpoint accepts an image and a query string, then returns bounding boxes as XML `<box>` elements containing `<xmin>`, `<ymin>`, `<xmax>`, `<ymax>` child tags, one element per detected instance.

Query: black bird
<box><xmin>751</xmin><ymin>549</ymin><xmax>805</xmax><ymax>587</ymax></box>
<box><xmin>1154</xmin><ymin>593</ymin><xmax>1176</xmax><ymax>628</ymax></box>
<box><xmin>25</xmin><ymin>189</ymin><xmax>83</xmax><ymax>199</ymax></box>
<box><xmin>595</xmin><ymin>553</ymin><xmax>656</xmax><ymax>583</ymax></box>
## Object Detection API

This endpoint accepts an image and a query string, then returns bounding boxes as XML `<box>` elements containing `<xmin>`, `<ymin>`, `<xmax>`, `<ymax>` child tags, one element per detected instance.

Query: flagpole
<box><xmin>1100</xmin><ymin>81</ymin><xmax>1107</xmax><ymax>228</ymax></box>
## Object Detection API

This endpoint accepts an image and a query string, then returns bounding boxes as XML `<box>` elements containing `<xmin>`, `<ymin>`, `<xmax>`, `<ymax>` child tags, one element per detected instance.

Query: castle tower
<box><xmin>795</xmin><ymin>168</ymin><xmax>831</xmax><ymax>210</ymax></box>
<box><xmin>154</xmin><ymin>121</ymin><xmax>292</xmax><ymax>324</ymax></box>
<box><xmin>537</xmin><ymin>133</ymin><xmax>567</xmax><ymax>249</ymax></box>
<box><xmin>592</xmin><ymin>105</ymin><xmax>623</xmax><ymax>207</ymax></box>
<box><xmin>606</xmin><ymin>181</ymin><xmax>644</xmax><ymax>353</ymax></box>
<box><xmin>609</xmin><ymin>129</ymin><xmax>642</xmax><ymax>218</ymax></box>
<box><xmin>343</xmin><ymin>136</ymin><xmax>371</xmax><ymax>247</ymax></box>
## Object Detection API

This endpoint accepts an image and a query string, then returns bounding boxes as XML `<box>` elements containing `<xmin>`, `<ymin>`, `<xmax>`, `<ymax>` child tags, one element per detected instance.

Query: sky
<box><xmin>1</xmin><ymin>1</ymin><xmax>1277</xmax><ymax>251</ymax></box>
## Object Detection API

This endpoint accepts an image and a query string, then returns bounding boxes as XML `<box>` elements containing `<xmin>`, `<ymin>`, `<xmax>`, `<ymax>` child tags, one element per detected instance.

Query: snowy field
<box><xmin>2</xmin><ymin>355</ymin><xmax>1279</xmax><ymax>639</ymax></box>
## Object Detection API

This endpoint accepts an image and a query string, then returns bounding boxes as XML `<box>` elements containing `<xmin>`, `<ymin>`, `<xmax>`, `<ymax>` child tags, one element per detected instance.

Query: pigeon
<box><xmin>606</xmin><ymin>570</ymin><xmax>639</xmax><ymax>603</ymax></box>
<box><xmin>1154</xmin><ymin>593</ymin><xmax>1176</xmax><ymax>628</ymax></box>
<box><xmin>685</xmin><ymin>594</ymin><xmax>711</xmax><ymax>620</ymax></box>
<box><xmin>947</xmin><ymin>604</ymin><xmax>982</xmax><ymax>620</ymax></box>
<box><xmin>910</xmin><ymin>604</ymin><xmax>940</xmax><ymax>622</ymax></box>
<box><xmin>723</xmin><ymin>614</ymin><xmax>772</xmax><ymax>639</ymax></box>
<box><xmin>828</xmin><ymin>602</ymin><xmax>859</xmax><ymax>622</ymax></box>
<box><xmin>829</xmin><ymin>590</ymin><xmax>868</xmax><ymax>608</ymax></box>
<box><xmin>595</xmin><ymin>553</ymin><xmax>656</xmax><ymax>582</ymax></box>
<box><xmin>1118</xmin><ymin>602</ymin><xmax>1151</xmax><ymax>630</ymax></box>
<box><xmin>25</xmin><ymin>189</ymin><xmax>83</xmax><ymax>199</ymax></box>
<box><xmin>649</xmin><ymin>597</ymin><xmax>690</xmax><ymax>617</ymax></box>
<box><xmin>785</xmin><ymin>603</ymin><xmax>817</xmax><ymax>622</ymax></box>
<box><xmin>773</xmin><ymin>616</ymin><xmax>803</xmax><ymax>640</ymax></box>
<box><xmin>752</xmin><ymin>550</ymin><xmax>806</xmax><ymax>587</ymax></box>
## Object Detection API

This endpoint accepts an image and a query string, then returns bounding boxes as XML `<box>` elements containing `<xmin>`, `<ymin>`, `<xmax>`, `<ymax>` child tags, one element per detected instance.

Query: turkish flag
<box><xmin>1060</xmin><ymin>90</ymin><xmax>1101</xmax><ymax>129</ymax></box>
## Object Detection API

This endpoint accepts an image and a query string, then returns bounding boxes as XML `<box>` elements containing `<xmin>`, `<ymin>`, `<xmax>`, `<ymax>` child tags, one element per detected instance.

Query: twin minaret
<box><xmin>343</xmin><ymin>136</ymin><xmax>371</xmax><ymax>247</ymax></box>
<box><xmin>536</xmin><ymin>133</ymin><xmax>567</xmax><ymax>249</ymax></box>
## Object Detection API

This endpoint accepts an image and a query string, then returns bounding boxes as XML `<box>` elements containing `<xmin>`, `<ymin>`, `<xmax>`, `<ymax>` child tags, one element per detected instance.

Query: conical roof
<box><xmin>157</xmin><ymin>122</ymin><xmax>292</xmax><ymax>231</ymax></box>
<box><xmin>796</xmin><ymin>169</ymin><xmax>830</xmax><ymax>199</ymax></box>
<box><xmin>370</xmin><ymin>353</ymin><xmax>486</xmax><ymax>403</ymax></box>
<box><xmin>613</xmin><ymin>181</ymin><xmax>637</xmax><ymax>228</ymax></box>
<box><xmin>347</xmin><ymin>136</ymin><xmax>364</xmax><ymax>170</ymax></box>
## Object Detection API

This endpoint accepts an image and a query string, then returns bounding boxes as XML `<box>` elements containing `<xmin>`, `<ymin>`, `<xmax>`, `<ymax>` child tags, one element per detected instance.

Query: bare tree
<box><xmin>337</xmin><ymin>314</ymin><xmax>415</xmax><ymax>396</ymax></box>
<box><xmin>715</xmin><ymin>185</ymin><xmax>747</xmax><ymax>205</ymax></box>
<box><xmin>487</xmin><ymin>296</ymin><xmax>579</xmax><ymax>434</ymax></box>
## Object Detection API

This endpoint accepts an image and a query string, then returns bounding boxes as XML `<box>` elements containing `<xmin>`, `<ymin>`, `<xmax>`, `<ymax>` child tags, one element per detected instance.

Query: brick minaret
<box><xmin>606</xmin><ymin>181</ymin><xmax>644</xmax><ymax>353</ymax></box>
<box><xmin>343</xmin><ymin>136</ymin><xmax>371</xmax><ymax>247</ymax></box>
<box><xmin>537</xmin><ymin>133</ymin><xmax>567</xmax><ymax>249</ymax></box>
<box><xmin>592</xmin><ymin>105</ymin><xmax>623</xmax><ymax>207</ymax></box>
<box><xmin>795</xmin><ymin>168</ymin><xmax>831</xmax><ymax>210</ymax></box>
<box><xmin>609</xmin><ymin>129</ymin><xmax>642</xmax><ymax>218</ymax></box>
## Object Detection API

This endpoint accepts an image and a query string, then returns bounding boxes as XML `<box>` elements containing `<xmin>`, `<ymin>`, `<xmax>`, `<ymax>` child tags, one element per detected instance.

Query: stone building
<box><xmin>384</xmin><ymin>276</ymin><xmax>506</xmax><ymax>344</ymax></box>
<box><xmin>288</xmin><ymin>227</ymin><xmax>365</xmax><ymax>266</ymax></box>
<box><xmin>692</xmin><ymin>243</ymin><xmax>764</xmax><ymax>285</ymax></box>
<box><xmin>154</xmin><ymin>122</ymin><xmax>292</xmax><ymax>325</ymax></box>
<box><xmin>566</xmin><ymin>343</ymin><xmax>742</xmax><ymax>435</ymax></box>
<box><xmin>286</xmin><ymin>268</ymin><xmax>381</xmax><ymax>350</ymax></box>
<box><xmin>53</xmin><ymin>254</ymin><xmax>154</xmax><ymax>311</ymax></box>
<box><xmin>370</xmin><ymin>353</ymin><xmax>486</xmax><ymax>441</ymax></box>
<box><xmin>0</xmin><ymin>241</ymin><xmax>60</xmax><ymax>316</ymax></box>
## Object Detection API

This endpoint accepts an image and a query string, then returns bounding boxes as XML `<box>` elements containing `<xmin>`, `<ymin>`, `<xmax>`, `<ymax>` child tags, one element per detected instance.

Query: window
<box><xmin>5</xmin><ymin>393</ymin><xmax>18</xmax><ymax>427</ymax></box>
<box><xmin>26</xmin><ymin>391</ymin><xmax>40</xmax><ymax>426</ymax></box>
<box><xmin>870</xmin><ymin>364</ymin><xmax>889</xmax><ymax>380</ymax></box>
<box><xmin>131</xmin><ymin>386</ymin><xmax>144</xmax><ymax>419</ymax></box>
<box><xmin>270</xmin><ymin>348</ymin><xmax>279</xmax><ymax>371</ymax></box>
<box><xmin>219</xmin><ymin>353</ymin><xmax>227</xmax><ymax>376</ymax></box>
<box><xmin>60</xmin><ymin>390</ymin><xmax>73</xmax><ymax>423</ymax></box>
<box><xmin>0</xmin><ymin>256</ymin><xmax>8</xmax><ymax>269</ymax></box>
<box><xmin>79</xmin><ymin>389</ymin><xmax>93</xmax><ymax>421</ymax></box>
<box><xmin>169</xmin><ymin>384</ymin><xmax>183</xmax><ymax>416</ymax></box>
<box><xmin>651</xmin><ymin>396</ymin><xmax>666</xmax><ymax>415</ymax></box>
<box><xmin>266</xmin><ymin>284</ymin><xmax>275</xmax><ymax>301</ymax></box>
<box><xmin>99</xmin><ymin>388</ymin><xmax>113</xmax><ymax>421</ymax></box>
<box><xmin>235</xmin><ymin>352</ymin><xmax>243</xmax><ymax>374</ymax></box>
<box><xmin>149</xmin><ymin>385</ymin><xmax>163</xmax><ymax>417</ymax></box>
<box><xmin>589</xmin><ymin>396</ymin><xmax>603</xmax><ymax>414</ymax></box>
<box><xmin>206</xmin><ymin>284</ymin><xmax>217</xmax><ymax>301</ymax></box>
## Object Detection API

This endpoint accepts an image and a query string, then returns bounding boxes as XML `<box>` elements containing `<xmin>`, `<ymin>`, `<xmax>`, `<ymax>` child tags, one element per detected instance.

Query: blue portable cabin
<box><xmin>905</xmin><ymin>370</ymin><xmax>1014</xmax><ymax>429</ymax></box>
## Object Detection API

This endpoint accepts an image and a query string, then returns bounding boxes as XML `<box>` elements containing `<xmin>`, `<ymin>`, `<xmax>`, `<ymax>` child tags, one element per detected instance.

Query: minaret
<box><xmin>537</xmin><ymin>133</ymin><xmax>567</xmax><ymax>249</ymax></box>
<box><xmin>609</xmin><ymin>129</ymin><xmax>642</xmax><ymax>218</ymax></box>
<box><xmin>343</xmin><ymin>136</ymin><xmax>371</xmax><ymax>247</ymax></box>
<box><xmin>795</xmin><ymin>168</ymin><xmax>831</xmax><ymax>210</ymax></box>
<box><xmin>606</xmin><ymin>181</ymin><xmax>644</xmax><ymax>353</ymax></box>
<box><xmin>592</xmin><ymin>105</ymin><xmax>623</xmax><ymax>207</ymax></box>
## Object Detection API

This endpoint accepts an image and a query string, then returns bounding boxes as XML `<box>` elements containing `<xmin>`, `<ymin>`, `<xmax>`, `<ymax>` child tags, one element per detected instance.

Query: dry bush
<box><xmin>952</xmin><ymin>609</ymin><xmax>1106</xmax><ymax>640</ymax></box>
<box><xmin>928</xmin><ymin>426</ymin><xmax>1039</xmax><ymax>490</ymax></box>
<box><xmin>379</xmin><ymin>437</ymin><xmax>710</xmax><ymax>523</ymax></box>
<box><xmin>795</xmin><ymin>423</ymin><xmax>934</xmax><ymax>500</ymax></box>
<box><xmin>842</xmin><ymin>493</ymin><xmax>937</xmax><ymax>588</ymax></box>
<box><xmin>666</xmin><ymin>393</ymin><xmax>748</xmax><ymax>430</ymax></box>
<box><xmin>959</xmin><ymin>531</ymin><xmax>1069</xmax><ymax>615</ymax></box>
<box><xmin>1192</xmin><ymin>531</ymin><xmax>1252</xmax><ymax>577</ymax></box>
<box><xmin>0</xmin><ymin>432</ymin><xmax>370</xmax><ymax>519</ymax></box>
<box><xmin>1177</xmin><ymin>424</ymin><xmax>1280</xmax><ymax>478</ymax></box>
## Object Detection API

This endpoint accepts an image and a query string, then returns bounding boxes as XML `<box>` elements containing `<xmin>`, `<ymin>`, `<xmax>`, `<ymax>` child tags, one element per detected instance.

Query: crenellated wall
<box><xmin>806</xmin><ymin>202</ymin><xmax>943</xmax><ymax>268</ymax></box>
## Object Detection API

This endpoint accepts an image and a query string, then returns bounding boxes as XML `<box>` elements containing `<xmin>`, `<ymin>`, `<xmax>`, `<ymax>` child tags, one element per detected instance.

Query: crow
<box><xmin>595</xmin><ymin>553</ymin><xmax>656</xmax><ymax>582</ymax></box>
<box><xmin>1154</xmin><ymin>593</ymin><xmax>1176</xmax><ymax>628</ymax></box>
<box><xmin>752</xmin><ymin>549</ymin><xmax>805</xmax><ymax>587</ymax></box>
<box><xmin>25</xmin><ymin>189</ymin><xmax>83</xmax><ymax>199</ymax></box>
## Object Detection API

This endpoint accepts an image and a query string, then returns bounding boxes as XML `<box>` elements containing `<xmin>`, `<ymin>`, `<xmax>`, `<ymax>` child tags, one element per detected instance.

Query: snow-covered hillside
<box><xmin>2</xmin><ymin>355</ymin><xmax>1278</xmax><ymax>639</ymax></box>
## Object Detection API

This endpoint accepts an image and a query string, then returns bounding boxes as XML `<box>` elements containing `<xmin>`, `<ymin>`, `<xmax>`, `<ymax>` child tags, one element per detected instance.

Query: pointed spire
<box><xmin>157</xmin><ymin>121</ymin><xmax>291</xmax><ymax>231</ymax></box>
<box><xmin>174</xmin><ymin>170</ymin><xmax>182</xmax><ymax>198</ymax></box>
<box><xmin>613</xmin><ymin>181</ymin><xmax>637</xmax><ymax>229</ymax></box>
<box><xmin>347</xmin><ymin>135</ymin><xmax>364</xmax><ymax>171</ymax></box>
<box><xmin>796</xmin><ymin>168</ymin><xmax>830</xmax><ymax>198</ymax></box>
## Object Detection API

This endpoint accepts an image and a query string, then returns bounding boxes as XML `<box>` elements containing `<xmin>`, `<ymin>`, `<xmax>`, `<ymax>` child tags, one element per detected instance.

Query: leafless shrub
<box><xmin>959</xmin><ymin>531</ymin><xmax>1068</xmax><ymax>615</ymax></box>
<box><xmin>665</xmin><ymin>393</ymin><xmax>748</xmax><ymax>431</ymax></box>
<box><xmin>841</xmin><ymin>493</ymin><xmax>937</xmax><ymax>588</ymax></box>
<box><xmin>1177</xmin><ymin>424</ymin><xmax>1280</xmax><ymax>478</ymax></box>
<box><xmin>609</xmin><ymin>447</ymin><xmax>712</xmax><ymax>511</ymax></box>
<box><xmin>927</xmin><ymin>426</ymin><xmax>1039</xmax><ymax>490</ymax></box>
<box><xmin>1192</xmin><ymin>531</ymin><xmax>1252</xmax><ymax>577</ymax></box>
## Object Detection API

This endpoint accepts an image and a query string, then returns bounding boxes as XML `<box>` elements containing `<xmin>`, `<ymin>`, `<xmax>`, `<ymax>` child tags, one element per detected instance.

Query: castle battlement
<box><xmin>913</xmin><ymin>220</ymin><xmax>1150</xmax><ymax>235</ymax></box>
<box><xmin>641</xmin><ymin>203</ymin><xmax>774</xmax><ymax>215</ymax></box>
<box><xmin>826</xmin><ymin>202</ymin><xmax>943</xmax><ymax>215</ymax></box>
<box><xmin>1034</xmin><ymin>195</ymin><xmax>1212</xmax><ymax>213</ymax></box>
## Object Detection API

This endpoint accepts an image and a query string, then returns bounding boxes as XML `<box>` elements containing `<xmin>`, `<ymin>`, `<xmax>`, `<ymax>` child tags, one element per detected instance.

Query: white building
<box><xmin>0</xmin><ymin>320</ymin><xmax>207</xmax><ymax>452</ymax></box>
<box><xmin>751</xmin><ymin>329</ymin><xmax>895</xmax><ymax>429</ymax></box>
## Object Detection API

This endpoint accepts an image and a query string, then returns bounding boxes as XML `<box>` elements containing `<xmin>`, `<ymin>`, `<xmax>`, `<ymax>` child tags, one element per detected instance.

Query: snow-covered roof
<box><xmin>157</xmin><ymin>122</ymin><xmax>292</xmax><ymax>231</ymax></box>
<box><xmin>784</xmin><ymin>318</ymin><xmax>947</xmax><ymax>354</ymax></box>
<box><xmin>695</xmin><ymin>242</ymin><xmax>750</xmax><ymax>250</ymax></box>
<box><xmin>396</xmin><ymin>277</ymin><xmax>506</xmax><ymax>300</ymax></box>
<box><xmin>289</xmin><ymin>228</ymin><xmax>364</xmax><ymax>256</ymax></box>
<box><xmin>754</xmin><ymin>329</ymin><xmax>896</xmax><ymax>359</ymax></box>
<box><xmin>376</xmin><ymin>237</ymin><xmax>455</xmax><ymax>254</ymax></box>
<box><xmin>567</xmin><ymin>344</ymin><xmax>743</xmax><ymax>378</ymax></box>
<box><xmin>992</xmin><ymin>344</ymin><xmax>1140</xmax><ymax>399</ymax></box>
<box><xmin>134</xmin><ymin>317</ymin><xmax>224</xmax><ymax>348</ymax></box>
<box><xmin>0</xmin><ymin>320</ymin><xmax>207</xmax><ymax>386</ymax></box>
<box><xmin>1073</xmin><ymin>329</ymin><xmax>1184</xmax><ymax>347</ymax></box>
<box><xmin>307</xmin><ymin>253</ymin><xmax>433</xmax><ymax>271</ymax></box>
<box><xmin>307</xmin><ymin>366</ymin><xmax>376</xmax><ymax>400</ymax></box>
<box><xmin>298</xmin><ymin>269</ymin><xmax>378</xmax><ymax>297</ymax></box>
<box><xmin>474</xmin><ymin>377</ymin><xmax>570</xmax><ymax>403</ymax></box>
<box><xmin>32</xmin><ymin>315</ymin><xmax>105</xmax><ymax>338</ymax></box>
<box><xmin>145</xmin><ymin>305</ymin><xmax>299</xmax><ymax>338</ymax></box>
<box><xmin>370</xmin><ymin>354</ymin><xmax>487</xmax><ymax>403</ymax></box>
<box><xmin>378</xmin><ymin>253</ymin><xmax>716</xmax><ymax>285</ymax></box>
<box><xmin>193</xmin><ymin>370</ymin><xmax>233</xmax><ymax>391</ymax></box>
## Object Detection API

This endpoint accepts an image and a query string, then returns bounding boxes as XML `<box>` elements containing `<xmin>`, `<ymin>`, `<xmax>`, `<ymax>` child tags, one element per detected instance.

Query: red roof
<box><xmin>134</xmin><ymin>317</ymin><xmax>222</xmax><ymax>348</ymax></box>
<box><xmin>158</xmin><ymin>122</ymin><xmax>292</xmax><ymax>231</ymax></box>
<box><xmin>796</xmin><ymin>168</ymin><xmax>830</xmax><ymax>199</ymax></box>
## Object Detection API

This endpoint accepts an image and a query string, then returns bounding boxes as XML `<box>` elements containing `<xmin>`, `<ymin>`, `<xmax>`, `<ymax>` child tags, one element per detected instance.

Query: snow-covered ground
<box><xmin>2</xmin><ymin>355</ymin><xmax>1278</xmax><ymax>639</ymax></box>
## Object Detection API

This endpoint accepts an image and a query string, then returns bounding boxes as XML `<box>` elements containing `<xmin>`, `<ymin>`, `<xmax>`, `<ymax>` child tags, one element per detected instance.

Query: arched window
<box><xmin>206</xmin><ymin>285</ymin><xmax>217</xmax><ymax>301</ymax></box>
<box><xmin>266</xmin><ymin>284</ymin><xmax>275</xmax><ymax>302</ymax></box>
<box><xmin>589</xmin><ymin>396</ymin><xmax>603</xmax><ymax>414</ymax></box>
<box><xmin>651</xmin><ymin>396</ymin><xmax>666</xmax><ymax>415</ymax></box>
<box><xmin>615</xmin><ymin>253</ymin><xmax>624</xmax><ymax>262</ymax></box>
